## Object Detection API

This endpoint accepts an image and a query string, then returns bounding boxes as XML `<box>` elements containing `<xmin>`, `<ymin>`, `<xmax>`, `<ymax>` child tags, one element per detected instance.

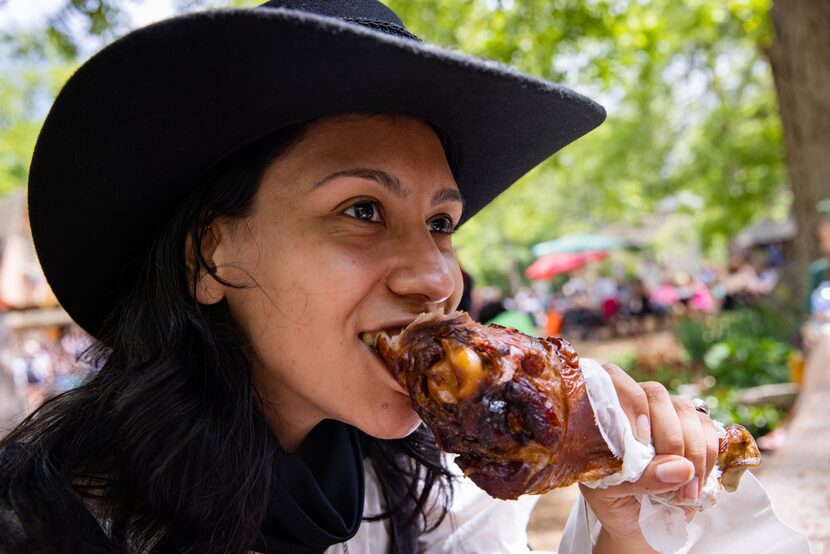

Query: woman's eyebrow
<box><xmin>431</xmin><ymin>187</ymin><xmax>464</xmax><ymax>209</ymax></box>
<box><xmin>312</xmin><ymin>168</ymin><xmax>410</xmax><ymax>198</ymax></box>
<box><xmin>312</xmin><ymin>168</ymin><xmax>463</xmax><ymax>209</ymax></box>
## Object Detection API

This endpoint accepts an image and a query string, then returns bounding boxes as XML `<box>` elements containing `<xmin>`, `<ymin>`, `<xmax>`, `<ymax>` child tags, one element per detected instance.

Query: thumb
<box><xmin>600</xmin><ymin>455</ymin><xmax>695</xmax><ymax>498</ymax></box>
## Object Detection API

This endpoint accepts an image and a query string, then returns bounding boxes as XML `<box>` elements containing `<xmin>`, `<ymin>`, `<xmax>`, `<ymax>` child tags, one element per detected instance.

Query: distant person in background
<box><xmin>699</xmin><ymin>261</ymin><xmax>718</xmax><ymax>288</ymax></box>
<box><xmin>51</xmin><ymin>324</ymin><xmax>97</xmax><ymax>394</ymax></box>
<box><xmin>562</xmin><ymin>290</ymin><xmax>605</xmax><ymax>340</ymax></box>
<box><xmin>673</xmin><ymin>271</ymin><xmax>695</xmax><ymax>309</ymax></box>
<box><xmin>625</xmin><ymin>277</ymin><xmax>652</xmax><ymax>334</ymax></box>
<box><xmin>804</xmin><ymin>199</ymin><xmax>830</xmax><ymax>316</ymax></box>
<box><xmin>544</xmin><ymin>293</ymin><xmax>567</xmax><ymax>337</ymax></box>
<box><xmin>722</xmin><ymin>253</ymin><xmax>773</xmax><ymax>310</ymax></box>
<box><xmin>512</xmin><ymin>288</ymin><xmax>545</xmax><ymax>324</ymax></box>
<box><xmin>0</xmin><ymin>313</ymin><xmax>27</xmax><ymax>434</ymax></box>
<box><xmin>800</xmin><ymin>199</ymin><xmax>830</xmax><ymax>379</ymax></box>
<box><xmin>594</xmin><ymin>270</ymin><xmax>620</xmax><ymax>329</ymax></box>
<box><xmin>759</xmin><ymin>200</ymin><xmax>830</xmax><ymax>451</ymax></box>
<box><xmin>562</xmin><ymin>270</ymin><xmax>588</xmax><ymax>298</ymax></box>
<box><xmin>749</xmin><ymin>251</ymin><xmax>778</xmax><ymax>295</ymax></box>
<box><xmin>722</xmin><ymin>255</ymin><xmax>754</xmax><ymax>310</ymax></box>
<box><xmin>650</xmin><ymin>277</ymin><xmax>677</xmax><ymax>311</ymax></box>
<box><xmin>688</xmin><ymin>279</ymin><xmax>714</xmax><ymax>313</ymax></box>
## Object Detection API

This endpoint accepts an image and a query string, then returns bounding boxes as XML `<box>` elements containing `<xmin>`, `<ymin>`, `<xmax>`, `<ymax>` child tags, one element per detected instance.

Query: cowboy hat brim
<box><xmin>28</xmin><ymin>7</ymin><xmax>605</xmax><ymax>337</ymax></box>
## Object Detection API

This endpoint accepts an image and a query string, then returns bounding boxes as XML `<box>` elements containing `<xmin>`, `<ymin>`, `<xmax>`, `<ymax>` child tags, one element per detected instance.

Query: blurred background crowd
<box><xmin>470</xmin><ymin>245</ymin><xmax>785</xmax><ymax>341</ymax></box>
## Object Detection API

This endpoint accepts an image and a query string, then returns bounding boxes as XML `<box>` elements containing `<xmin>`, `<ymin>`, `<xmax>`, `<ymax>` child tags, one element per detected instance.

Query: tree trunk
<box><xmin>767</xmin><ymin>0</ymin><xmax>830</xmax><ymax>308</ymax></box>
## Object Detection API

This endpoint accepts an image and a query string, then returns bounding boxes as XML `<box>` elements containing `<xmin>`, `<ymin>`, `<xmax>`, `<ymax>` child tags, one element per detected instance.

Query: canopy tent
<box><xmin>532</xmin><ymin>233</ymin><xmax>630</xmax><ymax>257</ymax></box>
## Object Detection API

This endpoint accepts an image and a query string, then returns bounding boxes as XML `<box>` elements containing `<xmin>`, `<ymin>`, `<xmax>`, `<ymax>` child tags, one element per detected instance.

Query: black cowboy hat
<box><xmin>28</xmin><ymin>0</ymin><xmax>605</xmax><ymax>337</ymax></box>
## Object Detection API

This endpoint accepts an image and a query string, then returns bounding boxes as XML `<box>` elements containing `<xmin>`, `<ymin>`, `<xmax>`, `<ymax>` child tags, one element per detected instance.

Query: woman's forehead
<box><xmin>301</xmin><ymin>113</ymin><xmax>447</xmax><ymax>155</ymax></box>
<box><xmin>262</xmin><ymin>113</ymin><xmax>460</xmax><ymax>196</ymax></box>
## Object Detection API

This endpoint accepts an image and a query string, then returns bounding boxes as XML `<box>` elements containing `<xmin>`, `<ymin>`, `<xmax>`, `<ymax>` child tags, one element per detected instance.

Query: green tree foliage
<box><xmin>0</xmin><ymin>38</ymin><xmax>74</xmax><ymax>195</ymax></box>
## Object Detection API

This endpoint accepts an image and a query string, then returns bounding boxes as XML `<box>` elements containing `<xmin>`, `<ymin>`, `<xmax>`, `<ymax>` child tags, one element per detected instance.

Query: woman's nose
<box><xmin>386</xmin><ymin>233</ymin><xmax>457</xmax><ymax>307</ymax></box>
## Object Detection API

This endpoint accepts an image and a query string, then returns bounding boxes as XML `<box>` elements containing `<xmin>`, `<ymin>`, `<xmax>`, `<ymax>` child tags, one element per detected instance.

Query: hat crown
<box><xmin>258</xmin><ymin>0</ymin><xmax>419</xmax><ymax>40</ymax></box>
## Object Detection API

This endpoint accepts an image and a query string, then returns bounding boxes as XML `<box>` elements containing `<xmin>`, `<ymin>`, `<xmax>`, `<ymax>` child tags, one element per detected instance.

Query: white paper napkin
<box><xmin>557</xmin><ymin>358</ymin><xmax>811</xmax><ymax>554</ymax></box>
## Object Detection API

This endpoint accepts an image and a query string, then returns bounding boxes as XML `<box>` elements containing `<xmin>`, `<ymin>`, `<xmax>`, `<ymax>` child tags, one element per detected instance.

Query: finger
<box><xmin>640</xmin><ymin>381</ymin><xmax>684</xmax><ymax>456</ymax></box>
<box><xmin>699</xmin><ymin>411</ymin><xmax>719</xmax><ymax>485</ymax></box>
<box><xmin>599</xmin><ymin>455</ymin><xmax>695</xmax><ymax>498</ymax></box>
<box><xmin>672</xmin><ymin>396</ymin><xmax>706</xmax><ymax>500</ymax></box>
<box><xmin>602</xmin><ymin>363</ymin><xmax>651</xmax><ymax>444</ymax></box>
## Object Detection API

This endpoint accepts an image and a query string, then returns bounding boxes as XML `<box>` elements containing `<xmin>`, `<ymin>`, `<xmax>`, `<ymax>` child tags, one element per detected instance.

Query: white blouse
<box><xmin>325</xmin><ymin>460</ymin><xmax>540</xmax><ymax>554</ymax></box>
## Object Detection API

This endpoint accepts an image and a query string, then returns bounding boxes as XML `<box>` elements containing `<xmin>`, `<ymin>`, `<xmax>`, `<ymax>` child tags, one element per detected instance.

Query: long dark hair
<box><xmin>0</xmin><ymin>121</ymin><xmax>453</xmax><ymax>553</ymax></box>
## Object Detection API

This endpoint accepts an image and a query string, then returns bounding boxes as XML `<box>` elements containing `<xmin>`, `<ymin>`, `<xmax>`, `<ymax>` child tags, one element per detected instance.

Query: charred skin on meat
<box><xmin>376</xmin><ymin>311</ymin><xmax>621</xmax><ymax>499</ymax></box>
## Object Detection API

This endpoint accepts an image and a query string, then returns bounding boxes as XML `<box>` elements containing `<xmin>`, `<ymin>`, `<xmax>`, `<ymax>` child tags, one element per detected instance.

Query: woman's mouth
<box><xmin>359</xmin><ymin>312</ymin><xmax>447</xmax><ymax>349</ymax></box>
<box><xmin>359</xmin><ymin>325</ymin><xmax>407</xmax><ymax>349</ymax></box>
<box><xmin>359</xmin><ymin>325</ymin><xmax>410</xmax><ymax>395</ymax></box>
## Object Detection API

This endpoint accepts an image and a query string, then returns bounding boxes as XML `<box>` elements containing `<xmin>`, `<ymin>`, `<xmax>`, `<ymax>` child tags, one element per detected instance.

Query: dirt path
<box><xmin>758</xmin><ymin>367</ymin><xmax>830</xmax><ymax>553</ymax></box>
<box><xmin>526</xmin><ymin>485</ymin><xmax>580</xmax><ymax>551</ymax></box>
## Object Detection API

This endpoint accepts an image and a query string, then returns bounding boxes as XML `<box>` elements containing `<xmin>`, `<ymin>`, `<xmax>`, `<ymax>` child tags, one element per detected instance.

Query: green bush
<box><xmin>612</xmin><ymin>352</ymin><xmax>698</xmax><ymax>391</ymax></box>
<box><xmin>615</xmin><ymin>353</ymin><xmax>786</xmax><ymax>437</ymax></box>
<box><xmin>615</xmin><ymin>305</ymin><xmax>793</xmax><ymax>437</ymax></box>
<box><xmin>703</xmin><ymin>336</ymin><xmax>791</xmax><ymax>388</ymax></box>
<box><xmin>704</xmin><ymin>389</ymin><xmax>785</xmax><ymax>438</ymax></box>
<box><xmin>675</xmin><ymin>307</ymin><xmax>793</xmax><ymax>389</ymax></box>
<box><xmin>674</xmin><ymin>316</ymin><xmax>712</xmax><ymax>366</ymax></box>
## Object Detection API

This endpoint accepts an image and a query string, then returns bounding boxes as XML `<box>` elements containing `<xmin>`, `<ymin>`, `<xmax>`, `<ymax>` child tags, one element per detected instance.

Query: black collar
<box><xmin>252</xmin><ymin>420</ymin><xmax>364</xmax><ymax>553</ymax></box>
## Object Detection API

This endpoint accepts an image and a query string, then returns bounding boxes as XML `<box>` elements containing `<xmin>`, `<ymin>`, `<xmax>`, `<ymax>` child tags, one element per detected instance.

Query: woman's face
<box><xmin>204</xmin><ymin>115</ymin><xmax>464</xmax><ymax>450</ymax></box>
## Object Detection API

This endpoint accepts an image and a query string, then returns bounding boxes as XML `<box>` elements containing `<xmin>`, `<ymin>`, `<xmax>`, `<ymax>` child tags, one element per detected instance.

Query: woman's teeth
<box><xmin>360</xmin><ymin>328</ymin><xmax>404</xmax><ymax>348</ymax></box>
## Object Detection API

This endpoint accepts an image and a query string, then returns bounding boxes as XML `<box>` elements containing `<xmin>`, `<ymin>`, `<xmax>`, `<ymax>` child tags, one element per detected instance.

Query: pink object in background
<box><xmin>690</xmin><ymin>284</ymin><xmax>714</xmax><ymax>312</ymax></box>
<box><xmin>651</xmin><ymin>284</ymin><xmax>679</xmax><ymax>307</ymax></box>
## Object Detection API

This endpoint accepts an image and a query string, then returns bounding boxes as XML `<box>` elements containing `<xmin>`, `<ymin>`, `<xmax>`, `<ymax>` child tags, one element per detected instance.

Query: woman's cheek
<box><xmin>445</xmin><ymin>251</ymin><xmax>464</xmax><ymax>308</ymax></box>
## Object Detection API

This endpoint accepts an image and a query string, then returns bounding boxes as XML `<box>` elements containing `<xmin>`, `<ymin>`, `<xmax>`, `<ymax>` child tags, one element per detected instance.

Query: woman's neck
<box><xmin>252</xmin><ymin>372</ymin><xmax>323</xmax><ymax>453</ymax></box>
<box><xmin>262</xmin><ymin>407</ymin><xmax>319</xmax><ymax>453</ymax></box>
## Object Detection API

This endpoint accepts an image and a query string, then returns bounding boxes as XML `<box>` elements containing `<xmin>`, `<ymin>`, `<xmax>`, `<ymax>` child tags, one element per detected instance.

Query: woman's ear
<box><xmin>185</xmin><ymin>224</ymin><xmax>226</xmax><ymax>305</ymax></box>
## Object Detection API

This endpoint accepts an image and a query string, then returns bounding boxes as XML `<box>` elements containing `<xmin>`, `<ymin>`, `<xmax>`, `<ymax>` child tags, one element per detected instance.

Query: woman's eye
<box><xmin>343</xmin><ymin>201</ymin><xmax>383</xmax><ymax>224</ymax></box>
<box><xmin>428</xmin><ymin>215</ymin><xmax>456</xmax><ymax>235</ymax></box>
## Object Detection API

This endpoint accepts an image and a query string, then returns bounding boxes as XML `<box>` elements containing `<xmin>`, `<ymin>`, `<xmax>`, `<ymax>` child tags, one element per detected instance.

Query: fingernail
<box><xmin>680</xmin><ymin>477</ymin><xmax>699</xmax><ymax>500</ymax></box>
<box><xmin>635</xmin><ymin>414</ymin><xmax>651</xmax><ymax>444</ymax></box>
<box><xmin>656</xmin><ymin>460</ymin><xmax>694</xmax><ymax>483</ymax></box>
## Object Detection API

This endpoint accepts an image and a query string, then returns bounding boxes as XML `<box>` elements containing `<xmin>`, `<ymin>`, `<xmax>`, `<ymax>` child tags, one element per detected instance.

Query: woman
<box><xmin>1</xmin><ymin>1</ymin><xmax>717</xmax><ymax>552</ymax></box>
